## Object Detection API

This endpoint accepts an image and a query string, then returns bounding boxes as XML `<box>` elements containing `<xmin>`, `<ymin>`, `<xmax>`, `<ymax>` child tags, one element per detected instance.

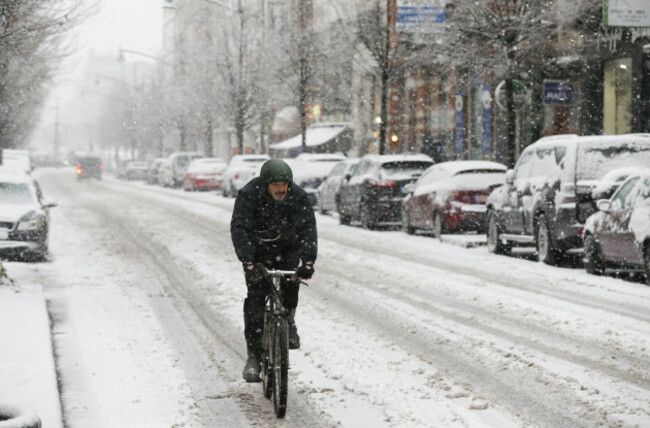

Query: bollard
<box><xmin>0</xmin><ymin>405</ymin><xmax>41</xmax><ymax>428</ymax></box>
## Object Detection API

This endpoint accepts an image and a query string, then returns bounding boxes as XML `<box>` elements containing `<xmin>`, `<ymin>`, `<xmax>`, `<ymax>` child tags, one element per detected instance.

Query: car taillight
<box><xmin>367</xmin><ymin>178</ymin><xmax>396</xmax><ymax>188</ymax></box>
<box><xmin>452</xmin><ymin>191</ymin><xmax>474</xmax><ymax>203</ymax></box>
<box><xmin>235</xmin><ymin>173</ymin><xmax>240</xmax><ymax>180</ymax></box>
<box><xmin>76</xmin><ymin>165</ymin><xmax>82</xmax><ymax>175</ymax></box>
<box><xmin>99</xmin><ymin>164</ymin><xmax>103</xmax><ymax>169</ymax></box>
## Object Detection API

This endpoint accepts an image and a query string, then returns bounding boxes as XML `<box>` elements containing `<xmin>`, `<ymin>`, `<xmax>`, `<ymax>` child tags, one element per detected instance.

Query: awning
<box><xmin>268</xmin><ymin>123</ymin><xmax>352</xmax><ymax>157</ymax></box>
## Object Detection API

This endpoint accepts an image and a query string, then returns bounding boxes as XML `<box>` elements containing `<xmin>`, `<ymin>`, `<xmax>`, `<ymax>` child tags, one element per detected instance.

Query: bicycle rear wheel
<box><xmin>272</xmin><ymin>318</ymin><xmax>289</xmax><ymax>418</ymax></box>
<box><xmin>262</xmin><ymin>309</ymin><xmax>273</xmax><ymax>399</ymax></box>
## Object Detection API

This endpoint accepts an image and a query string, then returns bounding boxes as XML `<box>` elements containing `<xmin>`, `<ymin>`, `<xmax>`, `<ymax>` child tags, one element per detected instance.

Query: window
<box><xmin>611</xmin><ymin>177</ymin><xmax>640</xmax><ymax>210</ymax></box>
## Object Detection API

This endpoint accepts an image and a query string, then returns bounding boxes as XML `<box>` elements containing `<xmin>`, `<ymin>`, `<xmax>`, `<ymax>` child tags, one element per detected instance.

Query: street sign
<box><xmin>542</xmin><ymin>80</ymin><xmax>573</xmax><ymax>104</ymax></box>
<box><xmin>604</xmin><ymin>0</ymin><xmax>650</xmax><ymax>27</ymax></box>
<box><xmin>397</xmin><ymin>1</ymin><xmax>446</xmax><ymax>33</ymax></box>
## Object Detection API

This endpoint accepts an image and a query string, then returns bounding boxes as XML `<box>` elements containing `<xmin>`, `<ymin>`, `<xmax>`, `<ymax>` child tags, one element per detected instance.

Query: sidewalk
<box><xmin>0</xmin><ymin>284</ymin><xmax>63</xmax><ymax>428</ymax></box>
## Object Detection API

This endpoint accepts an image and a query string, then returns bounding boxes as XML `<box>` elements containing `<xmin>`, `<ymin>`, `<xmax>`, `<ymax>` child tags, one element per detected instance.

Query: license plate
<box><xmin>0</xmin><ymin>229</ymin><xmax>8</xmax><ymax>240</ymax></box>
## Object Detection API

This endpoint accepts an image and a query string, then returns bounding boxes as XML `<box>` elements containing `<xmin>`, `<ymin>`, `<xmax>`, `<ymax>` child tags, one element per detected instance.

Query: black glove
<box><xmin>296</xmin><ymin>261</ymin><xmax>314</xmax><ymax>280</ymax></box>
<box><xmin>244</xmin><ymin>262</ymin><xmax>267</xmax><ymax>284</ymax></box>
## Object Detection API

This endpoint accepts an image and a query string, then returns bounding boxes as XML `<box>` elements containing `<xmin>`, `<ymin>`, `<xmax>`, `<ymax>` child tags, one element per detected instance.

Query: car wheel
<box><xmin>536</xmin><ymin>214</ymin><xmax>561</xmax><ymax>265</ymax></box>
<box><xmin>583</xmin><ymin>234</ymin><xmax>605</xmax><ymax>276</ymax></box>
<box><xmin>402</xmin><ymin>207</ymin><xmax>414</xmax><ymax>235</ymax></box>
<box><xmin>360</xmin><ymin>202</ymin><xmax>374</xmax><ymax>230</ymax></box>
<box><xmin>644</xmin><ymin>244</ymin><xmax>650</xmax><ymax>286</ymax></box>
<box><xmin>432</xmin><ymin>212</ymin><xmax>446</xmax><ymax>239</ymax></box>
<box><xmin>487</xmin><ymin>211</ymin><xmax>511</xmax><ymax>255</ymax></box>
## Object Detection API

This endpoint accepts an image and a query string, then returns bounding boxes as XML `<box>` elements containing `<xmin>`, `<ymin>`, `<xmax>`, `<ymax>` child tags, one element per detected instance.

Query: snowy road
<box><xmin>30</xmin><ymin>168</ymin><xmax>650</xmax><ymax>427</ymax></box>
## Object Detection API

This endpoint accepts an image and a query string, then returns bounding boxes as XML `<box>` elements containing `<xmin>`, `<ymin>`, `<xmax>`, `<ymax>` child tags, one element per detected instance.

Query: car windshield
<box><xmin>0</xmin><ymin>182</ymin><xmax>36</xmax><ymax>204</ymax></box>
<box><xmin>577</xmin><ymin>142</ymin><xmax>650</xmax><ymax>181</ymax></box>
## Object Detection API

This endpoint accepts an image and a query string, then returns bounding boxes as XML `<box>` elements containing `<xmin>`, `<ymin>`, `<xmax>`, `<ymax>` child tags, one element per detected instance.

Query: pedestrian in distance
<box><xmin>230</xmin><ymin>158</ymin><xmax>317</xmax><ymax>382</ymax></box>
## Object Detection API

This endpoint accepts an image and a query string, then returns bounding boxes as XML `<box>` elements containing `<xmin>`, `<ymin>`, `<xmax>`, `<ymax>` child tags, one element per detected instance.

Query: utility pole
<box><xmin>378</xmin><ymin>0</ymin><xmax>391</xmax><ymax>155</ymax></box>
<box><xmin>54</xmin><ymin>99</ymin><xmax>60</xmax><ymax>159</ymax></box>
<box><xmin>298</xmin><ymin>0</ymin><xmax>311</xmax><ymax>153</ymax></box>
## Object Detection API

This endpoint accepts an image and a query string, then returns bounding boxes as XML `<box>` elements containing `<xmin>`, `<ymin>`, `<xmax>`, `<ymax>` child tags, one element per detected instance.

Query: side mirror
<box><xmin>42</xmin><ymin>201</ymin><xmax>57</xmax><ymax>209</ymax></box>
<box><xmin>596</xmin><ymin>199</ymin><xmax>611</xmax><ymax>212</ymax></box>
<box><xmin>505</xmin><ymin>169</ymin><xmax>514</xmax><ymax>185</ymax></box>
<box><xmin>344</xmin><ymin>173</ymin><xmax>351</xmax><ymax>181</ymax></box>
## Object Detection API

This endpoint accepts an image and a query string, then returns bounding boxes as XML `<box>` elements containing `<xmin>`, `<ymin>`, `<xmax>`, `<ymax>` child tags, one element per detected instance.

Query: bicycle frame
<box><xmin>261</xmin><ymin>270</ymin><xmax>296</xmax><ymax>418</ymax></box>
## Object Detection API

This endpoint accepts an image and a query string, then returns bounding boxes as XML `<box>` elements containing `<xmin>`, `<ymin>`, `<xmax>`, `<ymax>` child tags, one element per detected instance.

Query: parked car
<box><xmin>2</xmin><ymin>149</ymin><xmax>32</xmax><ymax>174</ymax></box>
<box><xmin>183</xmin><ymin>157</ymin><xmax>227</xmax><ymax>191</ymax></box>
<box><xmin>221</xmin><ymin>154</ymin><xmax>270</xmax><ymax>197</ymax></box>
<box><xmin>0</xmin><ymin>172</ymin><xmax>56</xmax><ymax>259</ymax></box>
<box><xmin>289</xmin><ymin>153</ymin><xmax>347</xmax><ymax>207</ymax></box>
<box><xmin>125</xmin><ymin>161</ymin><xmax>150</xmax><ymax>180</ymax></box>
<box><xmin>76</xmin><ymin>156</ymin><xmax>103</xmax><ymax>180</ymax></box>
<box><xmin>486</xmin><ymin>133</ymin><xmax>650</xmax><ymax>264</ymax></box>
<box><xmin>402</xmin><ymin>161</ymin><xmax>507</xmax><ymax>237</ymax></box>
<box><xmin>337</xmin><ymin>153</ymin><xmax>434</xmax><ymax>228</ymax></box>
<box><xmin>317</xmin><ymin>158</ymin><xmax>360</xmax><ymax>215</ymax></box>
<box><xmin>146</xmin><ymin>158</ymin><xmax>167</xmax><ymax>185</ymax></box>
<box><xmin>165</xmin><ymin>152</ymin><xmax>203</xmax><ymax>187</ymax></box>
<box><xmin>582</xmin><ymin>169</ymin><xmax>650</xmax><ymax>285</ymax></box>
<box><xmin>158</xmin><ymin>159</ymin><xmax>174</xmax><ymax>187</ymax></box>
<box><xmin>591</xmin><ymin>167</ymin><xmax>648</xmax><ymax>200</ymax></box>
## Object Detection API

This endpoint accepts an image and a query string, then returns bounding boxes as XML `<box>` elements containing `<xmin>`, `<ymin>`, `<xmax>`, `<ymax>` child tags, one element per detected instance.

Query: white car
<box><xmin>317</xmin><ymin>158</ymin><xmax>360</xmax><ymax>215</ymax></box>
<box><xmin>163</xmin><ymin>152</ymin><xmax>203</xmax><ymax>188</ymax></box>
<box><xmin>289</xmin><ymin>153</ymin><xmax>347</xmax><ymax>207</ymax></box>
<box><xmin>221</xmin><ymin>154</ymin><xmax>270</xmax><ymax>197</ymax></box>
<box><xmin>0</xmin><ymin>173</ymin><xmax>56</xmax><ymax>260</ymax></box>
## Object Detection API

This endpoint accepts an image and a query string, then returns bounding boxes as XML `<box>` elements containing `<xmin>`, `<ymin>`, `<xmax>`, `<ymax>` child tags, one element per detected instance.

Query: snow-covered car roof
<box><xmin>362</xmin><ymin>153</ymin><xmax>433</xmax><ymax>164</ymax></box>
<box><xmin>294</xmin><ymin>153</ymin><xmax>346</xmax><ymax>162</ymax></box>
<box><xmin>434</xmin><ymin>160</ymin><xmax>507</xmax><ymax>176</ymax></box>
<box><xmin>528</xmin><ymin>133</ymin><xmax>650</xmax><ymax>150</ymax></box>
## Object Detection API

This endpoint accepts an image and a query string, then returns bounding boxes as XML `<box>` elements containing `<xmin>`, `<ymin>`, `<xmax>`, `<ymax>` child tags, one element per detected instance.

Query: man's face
<box><xmin>268</xmin><ymin>181</ymin><xmax>289</xmax><ymax>201</ymax></box>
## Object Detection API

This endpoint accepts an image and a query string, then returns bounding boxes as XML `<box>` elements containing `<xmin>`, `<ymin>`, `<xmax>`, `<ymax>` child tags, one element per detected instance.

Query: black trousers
<box><xmin>243</xmin><ymin>252</ymin><xmax>300</xmax><ymax>353</ymax></box>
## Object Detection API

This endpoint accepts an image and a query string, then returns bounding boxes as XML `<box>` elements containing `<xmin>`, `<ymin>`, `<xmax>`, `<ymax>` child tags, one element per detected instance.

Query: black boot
<box><xmin>288</xmin><ymin>308</ymin><xmax>300</xmax><ymax>350</ymax></box>
<box><xmin>243</xmin><ymin>297</ymin><xmax>264</xmax><ymax>382</ymax></box>
<box><xmin>242</xmin><ymin>348</ymin><xmax>262</xmax><ymax>383</ymax></box>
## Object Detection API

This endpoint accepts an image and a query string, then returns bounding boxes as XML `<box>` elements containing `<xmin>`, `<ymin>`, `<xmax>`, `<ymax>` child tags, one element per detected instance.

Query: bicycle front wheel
<box><xmin>272</xmin><ymin>318</ymin><xmax>289</xmax><ymax>418</ymax></box>
<box><xmin>262</xmin><ymin>308</ymin><xmax>273</xmax><ymax>399</ymax></box>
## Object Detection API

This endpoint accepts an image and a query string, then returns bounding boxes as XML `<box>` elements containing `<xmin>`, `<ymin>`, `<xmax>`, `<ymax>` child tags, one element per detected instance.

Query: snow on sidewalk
<box><xmin>0</xmin><ymin>283</ymin><xmax>63</xmax><ymax>428</ymax></box>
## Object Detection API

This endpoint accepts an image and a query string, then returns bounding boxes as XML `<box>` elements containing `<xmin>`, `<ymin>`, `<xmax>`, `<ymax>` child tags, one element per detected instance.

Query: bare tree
<box><xmin>0</xmin><ymin>0</ymin><xmax>87</xmax><ymax>150</ymax></box>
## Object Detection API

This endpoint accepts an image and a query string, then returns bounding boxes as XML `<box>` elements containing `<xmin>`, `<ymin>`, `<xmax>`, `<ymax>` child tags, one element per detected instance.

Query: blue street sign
<box><xmin>543</xmin><ymin>81</ymin><xmax>573</xmax><ymax>104</ymax></box>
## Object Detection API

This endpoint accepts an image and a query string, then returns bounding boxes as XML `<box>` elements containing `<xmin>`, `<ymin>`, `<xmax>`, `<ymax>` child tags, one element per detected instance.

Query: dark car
<box><xmin>402</xmin><ymin>161</ymin><xmax>506</xmax><ymax>237</ymax></box>
<box><xmin>582</xmin><ymin>170</ymin><xmax>650</xmax><ymax>284</ymax></box>
<box><xmin>146</xmin><ymin>158</ymin><xmax>166</xmax><ymax>185</ymax></box>
<box><xmin>0</xmin><ymin>173</ymin><xmax>56</xmax><ymax>259</ymax></box>
<box><xmin>76</xmin><ymin>156</ymin><xmax>102</xmax><ymax>180</ymax></box>
<box><xmin>337</xmin><ymin>154</ymin><xmax>433</xmax><ymax>228</ymax></box>
<box><xmin>486</xmin><ymin>133</ymin><xmax>650</xmax><ymax>264</ymax></box>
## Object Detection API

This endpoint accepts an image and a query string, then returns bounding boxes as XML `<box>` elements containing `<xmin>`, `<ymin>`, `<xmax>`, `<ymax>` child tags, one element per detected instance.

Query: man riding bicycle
<box><xmin>230</xmin><ymin>159</ymin><xmax>317</xmax><ymax>383</ymax></box>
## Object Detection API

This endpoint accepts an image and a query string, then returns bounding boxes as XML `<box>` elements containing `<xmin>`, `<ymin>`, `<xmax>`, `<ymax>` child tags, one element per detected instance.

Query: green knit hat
<box><xmin>259</xmin><ymin>159</ymin><xmax>293</xmax><ymax>188</ymax></box>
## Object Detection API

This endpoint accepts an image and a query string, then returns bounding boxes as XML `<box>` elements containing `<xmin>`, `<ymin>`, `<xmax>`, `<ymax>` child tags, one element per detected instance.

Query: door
<box><xmin>597</xmin><ymin>177</ymin><xmax>640</xmax><ymax>263</ymax></box>
<box><xmin>505</xmin><ymin>151</ymin><xmax>534</xmax><ymax>234</ymax></box>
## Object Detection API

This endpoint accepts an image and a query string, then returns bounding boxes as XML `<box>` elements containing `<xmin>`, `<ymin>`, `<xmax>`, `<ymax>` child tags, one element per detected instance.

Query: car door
<box><xmin>505</xmin><ymin>150</ymin><xmax>534</xmax><ymax>234</ymax></box>
<box><xmin>408</xmin><ymin>168</ymin><xmax>434</xmax><ymax>228</ymax></box>
<box><xmin>338</xmin><ymin>161</ymin><xmax>364</xmax><ymax>216</ymax></box>
<box><xmin>597</xmin><ymin>177</ymin><xmax>640</xmax><ymax>263</ymax></box>
<box><xmin>322</xmin><ymin>162</ymin><xmax>345</xmax><ymax>210</ymax></box>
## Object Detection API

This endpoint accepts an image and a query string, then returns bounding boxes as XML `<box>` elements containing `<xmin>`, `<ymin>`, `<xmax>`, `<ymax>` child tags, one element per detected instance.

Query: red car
<box><xmin>183</xmin><ymin>158</ymin><xmax>227</xmax><ymax>191</ymax></box>
<box><xmin>402</xmin><ymin>161</ymin><xmax>507</xmax><ymax>237</ymax></box>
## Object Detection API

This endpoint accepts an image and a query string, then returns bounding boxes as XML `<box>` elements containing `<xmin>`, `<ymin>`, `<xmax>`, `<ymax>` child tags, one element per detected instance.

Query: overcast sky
<box><xmin>31</xmin><ymin>0</ymin><xmax>164</xmax><ymax>153</ymax></box>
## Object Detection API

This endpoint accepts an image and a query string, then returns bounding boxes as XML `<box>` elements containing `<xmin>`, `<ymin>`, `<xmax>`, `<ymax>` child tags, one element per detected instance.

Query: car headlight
<box><xmin>17</xmin><ymin>210</ymin><xmax>45</xmax><ymax>231</ymax></box>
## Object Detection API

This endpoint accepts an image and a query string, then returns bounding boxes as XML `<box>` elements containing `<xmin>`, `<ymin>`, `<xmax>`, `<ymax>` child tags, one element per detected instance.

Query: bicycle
<box><xmin>261</xmin><ymin>269</ymin><xmax>301</xmax><ymax>418</ymax></box>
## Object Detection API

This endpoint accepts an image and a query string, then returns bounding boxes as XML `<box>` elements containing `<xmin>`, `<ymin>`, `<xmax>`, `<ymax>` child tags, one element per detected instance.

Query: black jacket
<box><xmin>230</xmin><ymin>177</ymin><xmax>317</xmax><ymax>265</ymax></box>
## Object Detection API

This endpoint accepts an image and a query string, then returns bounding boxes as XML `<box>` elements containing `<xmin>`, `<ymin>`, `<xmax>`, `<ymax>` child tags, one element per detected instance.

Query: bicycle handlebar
<box><xmin>266</xmin><ymin>270</ymin><xmax>297</xmax><ymax>276</ymax></box>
